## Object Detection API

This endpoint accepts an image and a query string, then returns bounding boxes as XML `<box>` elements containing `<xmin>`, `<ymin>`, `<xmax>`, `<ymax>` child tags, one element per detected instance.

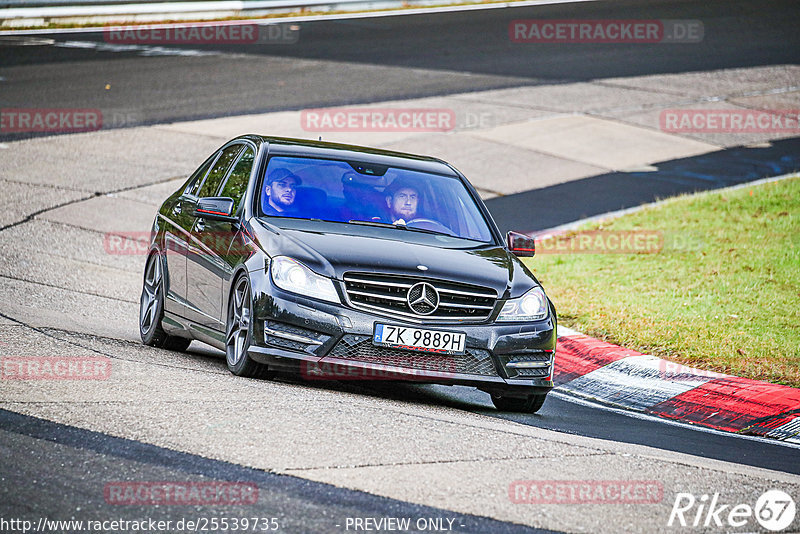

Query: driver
<box><xmin>383</xmin><ymin>178</ymin><xmax>422</xmax><ymax>225</ymax></box>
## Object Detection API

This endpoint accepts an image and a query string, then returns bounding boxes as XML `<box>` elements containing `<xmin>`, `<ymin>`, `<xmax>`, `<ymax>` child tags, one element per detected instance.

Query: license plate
<box><xmin>372</xmin><ymin>324</ymin><xmax>466</xmax><ymax>355</ymax></box>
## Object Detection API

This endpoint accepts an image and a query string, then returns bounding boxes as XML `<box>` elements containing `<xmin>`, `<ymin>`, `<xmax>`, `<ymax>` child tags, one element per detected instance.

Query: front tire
<box><xmin>491</xmin><ymin>393</ymin><xmax>547</xmax><ymax>413</ymax></box>
<box><xmin>225</xmin><ymin>274</ymin><xmax>273</xmax><ymax>379</ymax></box>
<box><xmin>139</xmin><ymin>252</ymin><xmax>191</xmax><ymax>351</ymax></box>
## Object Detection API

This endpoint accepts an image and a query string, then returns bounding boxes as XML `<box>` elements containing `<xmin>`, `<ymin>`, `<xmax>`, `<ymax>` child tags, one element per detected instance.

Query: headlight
<box><xmin>497</xmin><ymin>286</ymin><xmax>548</xmax><ymax>322</ymax></box>
<box><xmin>270</xmin><ymin>256</ymin><xmax>340</xmax><ymax>304</ymax></box>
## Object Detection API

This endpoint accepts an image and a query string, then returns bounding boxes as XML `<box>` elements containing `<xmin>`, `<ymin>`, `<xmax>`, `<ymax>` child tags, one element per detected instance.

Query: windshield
<box><xmin>257</xmin><ymin>156</ymin><xmax>495</xmax><ymax>243</ymax></box>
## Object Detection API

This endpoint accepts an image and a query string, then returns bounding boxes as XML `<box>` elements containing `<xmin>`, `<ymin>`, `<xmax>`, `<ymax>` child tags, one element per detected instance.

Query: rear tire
<box><xmin>139</xmin><ymin>252</ymin><xmax>191</xmax><ymax>351</ymax></box>
<box><xmin>491</xmin><ymin>393</ymin><xmax>547</xmax><ymax>413</ymax></box>
<box><xmin>225</xmin><ymin>274</ymin><xmax>273</xmax><ymax>379</ymax></box>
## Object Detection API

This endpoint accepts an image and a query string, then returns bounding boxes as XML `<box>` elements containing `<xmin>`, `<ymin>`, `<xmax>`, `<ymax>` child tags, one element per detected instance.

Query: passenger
<box><xmin>263</xmin><ymin>169</ymin><xmax>301</xmax><ymax>216</ymax></box>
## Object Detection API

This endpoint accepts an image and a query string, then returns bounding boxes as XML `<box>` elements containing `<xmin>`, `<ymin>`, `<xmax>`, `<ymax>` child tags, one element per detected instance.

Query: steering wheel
<box><xmin>405</xmin><ymin>218</ymin><xmax>454</xmax><ymax>235</ymax></box>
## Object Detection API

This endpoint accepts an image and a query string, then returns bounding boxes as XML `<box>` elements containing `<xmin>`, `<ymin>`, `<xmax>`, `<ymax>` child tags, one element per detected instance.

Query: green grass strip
<box><xmin>526</xmin><ymin>175</ymin><xmax>800</xmax><ymax>387</ymax></box>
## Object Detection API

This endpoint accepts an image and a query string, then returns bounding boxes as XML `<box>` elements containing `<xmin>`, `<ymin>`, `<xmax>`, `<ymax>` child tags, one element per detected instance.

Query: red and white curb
<box><xmin>543</xmin><ymin>173</ymin><xmax>800</xmax><ymax>444</ymax></box>
<box><xmin>553</xmin><ymin>326</ymin><xmax>800</xmax><ymax>444</ymax></box>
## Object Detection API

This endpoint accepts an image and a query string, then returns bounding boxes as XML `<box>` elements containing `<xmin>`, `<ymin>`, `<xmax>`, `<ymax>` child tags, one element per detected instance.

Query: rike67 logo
<box><xmin>668</xmin><ymin>490</ymin><xmax>796</xmax><ymax>531</ymax></box>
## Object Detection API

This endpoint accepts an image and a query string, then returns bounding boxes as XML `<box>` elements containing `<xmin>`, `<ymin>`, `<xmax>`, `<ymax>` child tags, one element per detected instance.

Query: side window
<box><xmin>184</xmin><ymin>154</ymin><xmax>216</xmax><ymax>197</ymax></box>
<box><xmin>197</xmin><ymin>144</ymin><xmax>243</xmax><ymax>198</ymax></box>
<box><xmin>219</xmin><ymin>146</ymin><xmax>255</xmax><ymax>214</ymax></box>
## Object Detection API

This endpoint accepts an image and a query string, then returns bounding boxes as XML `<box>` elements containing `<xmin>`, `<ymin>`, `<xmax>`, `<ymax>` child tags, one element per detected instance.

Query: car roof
<box><xmin>238</xmin><ymin>134</ymin><xmax>460</xmax><ymax>177</ymax></box>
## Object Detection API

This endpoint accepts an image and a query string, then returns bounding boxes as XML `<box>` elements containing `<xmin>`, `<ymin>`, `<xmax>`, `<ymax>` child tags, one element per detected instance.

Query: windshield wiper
<box><xmin>348</xmin><ymin>219</ymin><xmax>454</xmax><ymax>237</ymax></box>
<box><xmin>400</xmin><ymin>225</ymin><xmax>455</xmax><ymax>237</ymax></box>
<box><xmin>348</xmin><ymin>219</ymin><xmax>397</xmax><ymax>228</ymax></box>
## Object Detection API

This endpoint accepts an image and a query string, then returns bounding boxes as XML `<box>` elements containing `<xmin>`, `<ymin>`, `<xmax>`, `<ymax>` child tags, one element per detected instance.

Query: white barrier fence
<box><xmin>0</xmin><ymin>0</ymin><xmax>424</xmax><ymax>27</ymax></box>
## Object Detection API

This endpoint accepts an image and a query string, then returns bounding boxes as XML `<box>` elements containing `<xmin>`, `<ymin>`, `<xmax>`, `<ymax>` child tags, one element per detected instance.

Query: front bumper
<box><xmin>247</xmin><ymin>278</ymin><xmax>556</xmax><ymax>395</ymax></box>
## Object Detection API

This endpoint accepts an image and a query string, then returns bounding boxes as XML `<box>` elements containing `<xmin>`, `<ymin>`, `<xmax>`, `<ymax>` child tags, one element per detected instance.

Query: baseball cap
<box><xmin>268</xmin><ymin>168</ymin><xmax>302</xmax><ymax>186</ymax></box>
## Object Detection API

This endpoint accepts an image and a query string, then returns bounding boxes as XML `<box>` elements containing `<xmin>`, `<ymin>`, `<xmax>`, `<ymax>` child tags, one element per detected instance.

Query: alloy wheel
<box><xmin>140</xmin><ymin>254</ymin><xmax>162</xmax><ymax>335</ymax></box>
<box><xmin>227</xmin><ymin>276</ymin><xmax>251</xmax><ymax>367</ymax></box>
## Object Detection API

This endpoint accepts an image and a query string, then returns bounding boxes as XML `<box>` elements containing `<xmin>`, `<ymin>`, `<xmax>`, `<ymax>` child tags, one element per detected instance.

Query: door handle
<box><xmin>195</xmin><ymin>219</ymin><xmax>205</xmax><ymax>232</ymax></box>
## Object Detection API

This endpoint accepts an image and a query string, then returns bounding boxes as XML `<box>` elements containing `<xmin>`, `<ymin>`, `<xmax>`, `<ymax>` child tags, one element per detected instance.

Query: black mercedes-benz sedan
<box><xmin>139</xmin><ymin>135</ymin><xmax>556</xmax><ymax>412</ymax></box>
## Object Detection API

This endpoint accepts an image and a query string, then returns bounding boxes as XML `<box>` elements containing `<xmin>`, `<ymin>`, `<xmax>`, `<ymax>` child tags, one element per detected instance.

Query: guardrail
<box><xmin>0</xmin><ymin>0</ymin><xmax>424</xmax><ymax>27</ymax></box>
<box><xmin>2</xmin><ymin>0</ymin><xmax>180</xmax><ymax>6</ymax></box>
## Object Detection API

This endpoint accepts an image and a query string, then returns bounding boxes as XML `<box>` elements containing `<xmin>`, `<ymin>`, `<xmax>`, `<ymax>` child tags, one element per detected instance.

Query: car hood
<box><xmin>252</xmin><ymin>221</ymin><xmax>537</xmax><ymax>298</ymax></box>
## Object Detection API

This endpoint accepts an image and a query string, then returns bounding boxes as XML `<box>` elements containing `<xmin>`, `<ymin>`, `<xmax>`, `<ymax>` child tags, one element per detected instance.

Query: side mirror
<box><xmin>507</xmin><ymin>231</ymin><xmax>535</xmax><ymax>257</ymax></box>
<box><xmin>194</xmin><ymin>197</ymin><xmax>237</xmax><ymax>223</ymax></box>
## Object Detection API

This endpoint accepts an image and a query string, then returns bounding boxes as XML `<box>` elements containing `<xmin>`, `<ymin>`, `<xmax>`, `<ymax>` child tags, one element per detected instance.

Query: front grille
<box><xmin>327</xmin><ymin>335</ymin><xmax>498</xmax><ymax>376</ymax></box>
<box><xmin>343</xmin><ymin>272</ymin><xmax>497</xmax><ymax>322</ymax></box>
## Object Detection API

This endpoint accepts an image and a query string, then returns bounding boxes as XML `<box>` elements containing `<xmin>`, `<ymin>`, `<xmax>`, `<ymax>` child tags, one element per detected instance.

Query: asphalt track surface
<box><xmin>488</xmin><ymin>137</ymin><xmax>800</xmax><ymax>233</ymax></box>
<box><xmin>338</xmin><ymin>382</ymin><xmax>800</xmax><ymax>475</ymax></box>
<box><xmin>1</xmin><ymin>0</ymin><xmax>799</xmax><ymax>139</ymax></box>
<box><xmin>1</xmin><ymin>0</ymin><xmax>800</xmax><ymax>531</ymax></box>
<box><xmin>0</xmin><ymin>409</ymin><xmax>554</xmax><ymax>534</ymax></box>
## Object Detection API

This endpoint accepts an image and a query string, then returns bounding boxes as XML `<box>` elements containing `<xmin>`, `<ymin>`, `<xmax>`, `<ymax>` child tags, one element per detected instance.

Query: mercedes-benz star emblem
<box><xmin>407</xmin><ymin>282</ymin><xmax>439</xmax><ymax>315</ymax></box>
